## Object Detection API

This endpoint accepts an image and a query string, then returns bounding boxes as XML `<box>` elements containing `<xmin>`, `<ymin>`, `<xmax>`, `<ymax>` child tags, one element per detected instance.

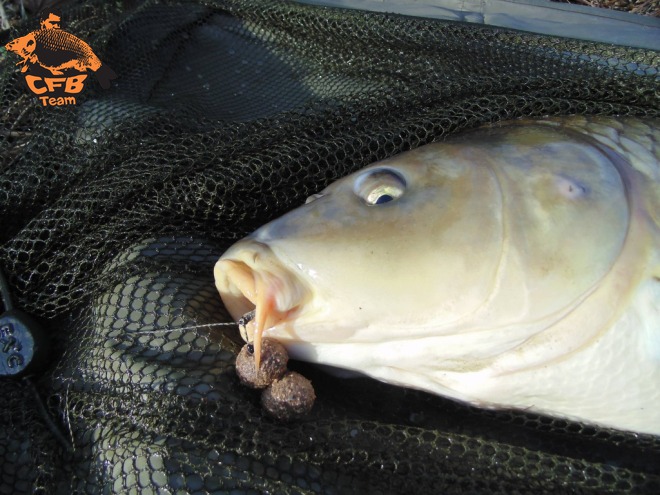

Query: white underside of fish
<box><xmin>283</xmin><ymin>277</ymin><xmax>659</xmax><ymax>433</ymax></box>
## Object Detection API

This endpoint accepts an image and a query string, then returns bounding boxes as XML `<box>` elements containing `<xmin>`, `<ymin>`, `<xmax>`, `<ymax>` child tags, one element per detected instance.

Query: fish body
<box><xmin>215</xmin><ymin>115</ymin><xmax>660</xmax><ymax>435</ymax></box>
<box><xmin>5</xmin><ymin>28</ymin><xmax>116</xmax><ymax>88</ymax></box>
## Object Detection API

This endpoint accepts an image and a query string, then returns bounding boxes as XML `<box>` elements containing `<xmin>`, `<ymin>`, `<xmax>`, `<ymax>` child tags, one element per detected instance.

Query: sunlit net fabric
<box><xmin>0</xmin><ymin>0</ymin><xmax>659</xmax><ymax>493</ymax></box>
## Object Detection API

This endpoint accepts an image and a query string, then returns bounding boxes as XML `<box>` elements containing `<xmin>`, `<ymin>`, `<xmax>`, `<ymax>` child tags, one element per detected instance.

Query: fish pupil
<box><xmin>375</xmin><ymin>194</ymin><xmax>393</xmax><ymax>205</ymax></box>
<box><xmin>247</xmin><ymin>344</ymin><xmax>254</xmax><ymax>354</ymax></box>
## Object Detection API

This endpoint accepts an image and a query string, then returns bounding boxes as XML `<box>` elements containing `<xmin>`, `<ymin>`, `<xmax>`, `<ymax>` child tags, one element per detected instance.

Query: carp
<box><xmin>214</xmin><ymin>115</ymin><xmax>660</xmax><ymax>435</ymax></box>
<box><xmin>5</xmin><ymin>25</ymin><xmax>116</xmax><ymax>89</ymax></box>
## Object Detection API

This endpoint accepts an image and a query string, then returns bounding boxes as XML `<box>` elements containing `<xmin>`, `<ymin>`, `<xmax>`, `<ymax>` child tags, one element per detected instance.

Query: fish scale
<box><xmin>32</xmin><ymin>28</ymin><xmax>102</xmax><ymax>72</ymax></box>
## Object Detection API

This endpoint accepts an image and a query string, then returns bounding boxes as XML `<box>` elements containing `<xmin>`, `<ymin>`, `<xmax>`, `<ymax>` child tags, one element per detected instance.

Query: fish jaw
<box><xmin>214</xmin><ymin>240</ymin><xmax>312</xmax><ymax>366</ymax></box>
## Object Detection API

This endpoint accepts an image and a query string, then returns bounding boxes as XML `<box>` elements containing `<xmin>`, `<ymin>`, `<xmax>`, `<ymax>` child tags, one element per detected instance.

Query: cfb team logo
<box><xmin>4</xmin><ymin>11</ymin><xmax>116</xmax><ymax>106</ymax></box>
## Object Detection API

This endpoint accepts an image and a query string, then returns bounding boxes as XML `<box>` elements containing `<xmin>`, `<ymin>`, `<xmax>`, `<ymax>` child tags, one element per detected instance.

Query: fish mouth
<box><xmin>214</xmin><ymin>241</ymin><xmax>309</xmax><ymax>367</ymax></box>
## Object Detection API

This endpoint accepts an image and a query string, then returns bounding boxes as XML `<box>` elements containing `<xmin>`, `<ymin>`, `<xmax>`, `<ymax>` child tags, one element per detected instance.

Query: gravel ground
<box><xmin>553</xmin><ymin>0</ymin><xmax>659</xmax><ymax>16</ymax></box>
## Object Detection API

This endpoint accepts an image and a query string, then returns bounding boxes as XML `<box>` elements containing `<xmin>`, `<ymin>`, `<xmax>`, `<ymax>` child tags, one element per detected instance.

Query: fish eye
<box><xmin>354</xmin><ymin>168</ymin><xmax>406</xmax><ymax>206</ymax></box>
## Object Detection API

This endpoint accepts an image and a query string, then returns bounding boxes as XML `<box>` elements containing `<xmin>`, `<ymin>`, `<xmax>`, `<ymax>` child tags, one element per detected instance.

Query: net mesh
<box><xmin>0</xmin><ymin>0</ymin><xmax>659</xmax><ymax>493</ymax></box>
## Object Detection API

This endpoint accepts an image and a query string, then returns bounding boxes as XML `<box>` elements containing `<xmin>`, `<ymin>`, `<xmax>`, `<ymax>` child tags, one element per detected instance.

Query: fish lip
<box><xmin>214</xmin><ymin>240</ymin><xmax>309</xmax><ymax>340</ymax></box>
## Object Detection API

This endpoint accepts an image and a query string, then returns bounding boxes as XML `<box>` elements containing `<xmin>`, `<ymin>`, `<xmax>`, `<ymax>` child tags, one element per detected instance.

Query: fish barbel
<box><xmin>214</xmin><ymin>115</ymin><xmax>660</xmax><ymax>435</ymax></box>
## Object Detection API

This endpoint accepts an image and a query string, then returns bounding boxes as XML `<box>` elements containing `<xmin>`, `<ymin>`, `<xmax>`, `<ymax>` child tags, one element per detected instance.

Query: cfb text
<box><xmin>25</xmin><ymin>74</ymin><xmax>87</xmax><ymax>106</ymax></box>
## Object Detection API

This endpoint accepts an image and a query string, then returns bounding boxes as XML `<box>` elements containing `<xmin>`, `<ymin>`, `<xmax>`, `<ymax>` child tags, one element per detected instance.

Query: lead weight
<box><xmin>0</xmin><ymin>269</ymin><xmax>50</xmax><ymax>377</ymax></box>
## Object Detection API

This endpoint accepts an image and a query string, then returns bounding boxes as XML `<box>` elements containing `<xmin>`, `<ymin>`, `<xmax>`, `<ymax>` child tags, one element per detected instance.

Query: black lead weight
<box><xmin>0</xmin><ymin>310</ymin><xmax>49</xmax><ymax>376</ymax></box>
<box><xmin>0</xmin><ymin>269</ymin><xmax>50</xmax><ymax>377</ymax></box>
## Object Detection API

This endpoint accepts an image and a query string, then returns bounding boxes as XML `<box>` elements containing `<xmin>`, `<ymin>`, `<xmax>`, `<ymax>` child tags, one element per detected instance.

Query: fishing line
<box><xmin>131</xmin><ymin>322</ymin><xmax>238</xmax><ymax>335</ymax></box>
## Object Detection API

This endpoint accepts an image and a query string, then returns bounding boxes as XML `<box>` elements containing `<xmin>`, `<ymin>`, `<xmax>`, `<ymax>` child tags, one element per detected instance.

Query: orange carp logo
<box><xmin>4</xmin><ymin>11</ymin><xmax>116</xmax><ymax>106</ymax></box>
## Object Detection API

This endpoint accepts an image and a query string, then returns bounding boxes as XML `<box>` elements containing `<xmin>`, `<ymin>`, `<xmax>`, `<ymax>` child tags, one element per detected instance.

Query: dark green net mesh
<box><xmin>0</xmin><ymin>0</ymin><xmax>659</xmax><ymax>493</ymax></box>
